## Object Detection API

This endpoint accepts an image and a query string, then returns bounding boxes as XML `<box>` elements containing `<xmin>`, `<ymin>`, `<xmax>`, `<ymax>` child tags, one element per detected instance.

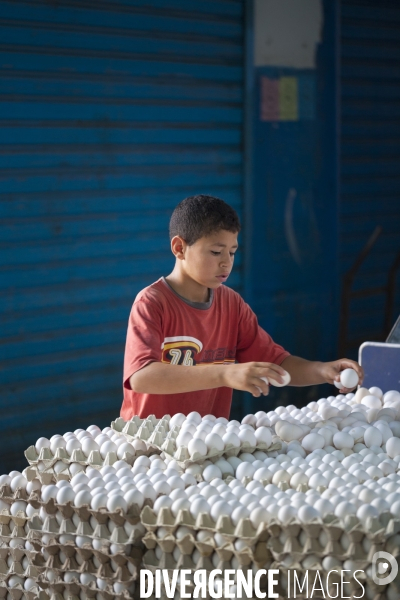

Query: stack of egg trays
<box><xmin>266</xmin><ymin>511</ymin><xmax>400</xmax><ymax>599</ymax></box>
<box><xmin>0</xmin><ymin>483</ymin><xmax>47</xmax><ymax>600</ymax></box>
<box><xmin>111</xmin><ymin>416</ymin><xmax>281</xmax><ymax>469</ymax></box>
<box><xmin>24</xmin><ymin>438</ymin><xmax>153</xmax><ymax>486</ymax></box>
<box><xmin>27</xmin><ymin>494</ymin><xmax>147</xmax><ymax>600</ymax></box>
<box><xmin>140</xmin><ymin>505</ymin><xmax>271</xmax><ymax>592</ymax></box>
<box><xmin>141</xmin><ymin>506</ymin><xmax>400</xmax><ymax>599</ymax></box>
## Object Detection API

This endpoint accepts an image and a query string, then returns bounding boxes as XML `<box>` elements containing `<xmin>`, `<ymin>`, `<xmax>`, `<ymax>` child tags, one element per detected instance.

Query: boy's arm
<box><xmin>129</xmin><ymin>360</ymin><xmax>286</xmax><ymax>396</ymax></box>
<box><xmin>281</xmin><ymin>355</ymin><xmax>364</xmax><ymax>392</ymax></box>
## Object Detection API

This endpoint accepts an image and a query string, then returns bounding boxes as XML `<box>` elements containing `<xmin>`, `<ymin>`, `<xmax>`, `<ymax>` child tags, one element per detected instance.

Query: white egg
<box><xmin>153</xmin><ymin>496</ymin><xmax>173</xmax><ymax>514</ymax></box>
<box><xmin>390</xmin><ymin>500</ymin><xmax>400</xmax><ymax>518</ymax></box>
<box><xmin>177</xmin><ymin>431</ymin><xmax>193</xmax><ymax>446</ymax></box>
<box><xmin>277</xmin><ymin>505</ymin><xmax>296</xmax><ymax>524</ymax></box>
<box><xmin>212</xmin><ymin>424</ymin><xmax>227</xmax><ymax>437</ymax></box>
<box><xmin>334</xmin><ymin>501</ymin><xmax>356</xmax><ymax>519</ymax></box>
<box><xmin>56</xmin><ymin>486</ymin><xmax>75</xmax><ymax>504</ymax></box>
<box><xmin>74</xmin><ymin>490</ymin><xmax>92</xmax><ymax>507</ymax></box>
<box><xmin>139</xmin><ymin>484</ymin><xmax>157</xmax><ymax>503</ymax></box>
<box><xmin>210</xmin><ymin>500</ymin><xmax>232</xmax><ymax>521</ymax></box>
<box><xmin>35</xmin><ymin>437</ymin><xmax>50</xmax><ymax>453</ymax></box>
<box><xmin>298</xmin><ymin>505</ymin><xmax>319</xmax><ymax>523</ymax></box>
<box><xmin>153</xmin><ymin>480</ymin><xmax>171</xmax><ymax>496</ymax></box>
<box><xmin>124</xmin><ymin>489</ymin><xmax>144</xmax><ymax>509</ymax></box>
<box><xmin>10</xmin><ymin>474</ymin><xmax>27</xmax><ymax>492</ymax></box>
<box><xmin>41</xmin><ymin>485</ymin><xmax>58</xmax><ymax>503</ymax></box>
<box><xmin>235</xmin><ymin>462</ymin><xmax>256</xmax><ymax>481</ymax></box>
<box><xmin>333</xmin><ymin>432</ymin><xmax>354</xmax><ymax>450</ymax></box>
<box><xmin>166</xmin><ymin>476</ymin><xmax>184</xmax><ymax>492</ymax></box>
<box><xmin>269</xmin><ymin>369</ymin><xmax>291</xmax><ymax>387</ymax></box>
<box><xmin>369</xmin><ymin>386</ymin><xmax>383</xmax><ymax>399</ymax></box>
<box><xmin>187</xmin><ymin>438</ymin><xmax>208</xmax><ymax>457</ymax></box>
<box><xmin>314</xmin><ymin>498</ymin><xmax>334</xmax><ymax>517</ymax></box>
<box><xmin>81</xmin><ymin>438</ymin><xmax>99</xmax><ymax>457</ymax></box>
<box><xmin>231</xmin><ymin>505</ymin><xmax>250</xmax><ymax>525</ymax></box>
<box><xmin>340</xmin><ymin>369</ymin><xmax>359</xmax><ymax>389</ymax></box>
<box><xmin>302</xmin><ymin>433</ymin><xmax>325</xmax><ymax>452</ymax></box>
<box><xmin>50</xmin><ymin>437</ymin><xmax>67</xmax><ymax>454</ymax></box>
<box><xmin>169</xmin><ymin>413</ymin><xmax>186</xmax><ymax>430</ymax></box>
<box><xmin>362</xmin><ymin>395</ymin><xmax>382</xmax><ymax>409</ymax></box>
<box><xmin>356</xmin><ymin>504</ymin><xmax>378</xmax><ymax>520</ymax></box>
<box><xmin>275</xmin><ymin>421</ymin><xmax>304</xmax><ymax>442</ymax></box>
<box><xmin>238</xmin><ymin>428</ymin><xmax>257</xmax><ymax>446</ymax></box>
<box><xmin>10</xmin><ymin>501</ymin><xmax>27</xmax><ymax>516</ymax></box>
<box><xmin>171</xmin><ymin>498</ymin><xmax>190</xmax><ymax>517</ymax></box>
<box><xmin>203</xmin><ymin>465</ymin><xmax>223</xmax><ymax>482</ymax></box>
<box><xmin>65</xmin><ymin>438</ymin><xmax>82</xmax><ymax>455</ymax></box>
<box><xmin>254</xmin><ymin>426</ymin><xmax>273</xmax><ymax>446</ymax></box>
<box><xmin>189</xmin><ymin>497</ymin><xmax>210</xmax><ymax>518</ymax></box>
<box><xmin>204</xmin><ymin>432</ymin><xmax>224</xmax><ymax>452</ymax></box>
<box><xmin>364</xmin><ymin>427</ymin><xmax>383</xmax><ymax>448</ymax></box>
<box><xmin>386</xmin><ymin>437</ymin><xmax>400</xmax><ymax>459</ymax></box>
<box><xmin>107</xmin><ymin>495</ymin><xmax>127</xmax><ymax>514</ymax></box>
<box><xmin>90</xmin><ymin>493</ymin><xmax>108</xmax><ymax>510</ymax></box>
<box><xmin>222</xmin><ymin>432</ymin><xmax>241</xmax><ymax>448</ymax></box>
<box><xmin>69</xmin><ymin>462</ymin><xmax>84</xmax><ymax>476</ymax></box>
<box><xmin>308</xmin><ymin>474</ymin><xmax>328</xmax><ymax>489</ymax></box>
<box><xmin>100</xmin><ymin>440</ymin><xmax>118</xmax><ymax>458</ymax></box>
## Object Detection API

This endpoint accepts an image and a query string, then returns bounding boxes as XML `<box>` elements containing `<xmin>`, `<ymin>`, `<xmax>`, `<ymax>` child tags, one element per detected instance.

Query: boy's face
<box><xmin>180</xmin><ymin>229</ymin><xmax>238</xmax><ymax>289</ymax></box>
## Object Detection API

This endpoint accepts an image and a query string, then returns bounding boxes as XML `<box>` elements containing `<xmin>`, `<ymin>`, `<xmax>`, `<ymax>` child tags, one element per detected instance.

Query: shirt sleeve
<box><xmin>235</xmin><ymin>298</ymin><xmax>290</xmax><ymax>365</ymax></box>
<box><xmin>123</xmin><ymin>297</ymin><xmax>163</xmax><ymax>390</ymax></box>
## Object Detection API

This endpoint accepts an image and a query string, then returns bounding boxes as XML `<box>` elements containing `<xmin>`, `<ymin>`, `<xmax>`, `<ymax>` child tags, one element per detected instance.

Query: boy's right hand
<box><xmin>221</xmin><ymin>362</ymin><xmax>287</xmax><ymax>397</ymax></box>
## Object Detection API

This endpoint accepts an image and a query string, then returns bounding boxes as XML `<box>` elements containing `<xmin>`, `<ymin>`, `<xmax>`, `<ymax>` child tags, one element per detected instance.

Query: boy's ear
<box><xmin>170</xmin><ymin>235</ymin><xmax>186</xmax><ymax>259</ymax></box>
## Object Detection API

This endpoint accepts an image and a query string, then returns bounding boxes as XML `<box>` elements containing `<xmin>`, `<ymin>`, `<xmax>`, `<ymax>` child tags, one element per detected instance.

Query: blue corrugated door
<box><xmin>0</xmin><ymin>0</ymin><xmax>244</xmax><ymax>471</ymax></box>
<box><xmin>340</xmin><ymin>0</ymin><xmax>400</xmax><ymax>356</ymax></box>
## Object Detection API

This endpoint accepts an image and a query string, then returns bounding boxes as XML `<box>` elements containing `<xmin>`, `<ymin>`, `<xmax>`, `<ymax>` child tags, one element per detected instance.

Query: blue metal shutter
<box><xmin>340</xmin><ymin>0</ymin><xmax>400</xmax><ymax>356</ymax></box>
<box><xmin>0</xmin><ymin>0</ymin><xmax>244</xmax><ymax>471</ymax></box>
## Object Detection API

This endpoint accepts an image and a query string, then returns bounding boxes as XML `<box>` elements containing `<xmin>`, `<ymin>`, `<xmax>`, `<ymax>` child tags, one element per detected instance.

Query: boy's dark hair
<box><xmin>169</xmin><ymin>194</ymin><xmax>241</xmax><ymax>245</ymax></box>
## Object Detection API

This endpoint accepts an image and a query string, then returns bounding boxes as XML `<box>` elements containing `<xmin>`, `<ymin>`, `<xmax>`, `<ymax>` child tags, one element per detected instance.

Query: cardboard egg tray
<box><xmin>34</xmin><ymin>552</ymin><xmax>137</xmax><ymax>595</ymax></box>
<box><xmin>27</xmin><ymin>506</ymin><xmax>144</xmax><ymax>554</ymax></box>
<box><xmin>37</xmin><ymin>574</ymin><xmax>137</xmax><ymax>600</ymax></box>
<box><xmin>0</xmin><ymin>545</ymin><xmax>45</xmax><ymax>579</ymax></box>
<box><xmin>112</xmin><ymin>416</ymin><xmax>280</xmax><ymax>468</ymax></box>
<box><xmin>255</xmin><ymin>512</ymin><xmax>400</xmax><ymax>566</ymax></box>
<box><xmin>0</xmin><ymin>559</ymin><xmax>41</xmax><ymax>583</ymax></box>
<box><xmin>0</xmin><ymin>484</ymin><xmax>30</xmax><ymax>504</ymax></box>
<box><xmin>24</xmin><ymin>444</ymin><xmax>155</xmax><ymax>473</ymax></box>
<box><xmin>0</xmin><ymin>579</ymin><xmax>48</xmax><ymax>600</ymax></box>
<box><xmin>141</xmin><ymin>505</ymin><xmax>264</xmax><ymax>542</ymax></box>
<box><xmin>140</xmin><ymin>506</ymin><xmax>400</xmax><ymax>578</ymax></box>
<box><xmin>142</xmin><ymin>533</ymin><xmax>258</xmax><ymax>570</ymax></box>
<box><xmin>28</xmin><ymin>493</ymin><xmax>146</xmax><ymax>530</ymax></box>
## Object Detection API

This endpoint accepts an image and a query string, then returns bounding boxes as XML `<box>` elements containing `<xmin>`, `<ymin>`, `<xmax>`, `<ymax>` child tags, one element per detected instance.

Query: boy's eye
<box><xmin>211</xmin><ymin>251</ymin><xmax>236</xmax><ymax>257</ymax></box>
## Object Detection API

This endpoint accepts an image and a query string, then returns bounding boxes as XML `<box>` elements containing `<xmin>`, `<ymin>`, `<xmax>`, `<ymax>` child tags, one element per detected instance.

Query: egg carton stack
<box><xmin>24</xmin><ymin>425</ymin><xmax>153</xmax><ymax>486</ymax></box>
<box><xmin>140</xmin><ymin>499</ymin><xmax>273</xmax><ymax>599</ymax></box>
<box><xmin>222</xmin><ymin>386</ymin><xmax>400</xmax><ymax>599</ymax></box>
<box><xmin>0</xmin><ymin>471</ymin><xmax>48</xmax><ymax>599</ymax></box>
<box><xmin>25</xmin><ymin>459</ymin><xmax>152</xmax><ymax>600</ymax></box>
<box><xmin>121</xmin><ymin>414</ymin><xmax>279</xmax><ymax>599</ymax></box>
<box><xmin>135</xmin><ymin>385</ymin><xmax>400</xmax><ymax>599</ymax></box>
<box><xmin>112</xmin><ymin>411</ymin><xmax>281</xmax><ymax>472</ymax></box>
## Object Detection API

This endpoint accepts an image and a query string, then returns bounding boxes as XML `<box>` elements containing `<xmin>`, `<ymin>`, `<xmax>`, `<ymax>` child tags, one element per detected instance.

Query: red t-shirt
<box><xmin>121</xmin><ymin>278</ymin><xmax>290</xmax><ymax>420</ymax></box>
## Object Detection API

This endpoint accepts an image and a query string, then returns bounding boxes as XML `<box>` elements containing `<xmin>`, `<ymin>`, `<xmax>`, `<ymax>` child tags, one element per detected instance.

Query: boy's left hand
<box><xmin>320</xmin><ymin>359</ymin><xmax>364</xmax><ymax>393</ymax></box>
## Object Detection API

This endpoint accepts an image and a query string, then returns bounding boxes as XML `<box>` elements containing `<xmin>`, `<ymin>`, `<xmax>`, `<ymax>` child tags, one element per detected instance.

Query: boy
<box><xmin>121</xmin><ymin>195</ymin><xmax>363</xmax><ymax>420</ymax></box>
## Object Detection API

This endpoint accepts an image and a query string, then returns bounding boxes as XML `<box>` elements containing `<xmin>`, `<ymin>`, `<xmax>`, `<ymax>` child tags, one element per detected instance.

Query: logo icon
<box><xmin>161</xmin><ymin>336</ymin><xmax>203</xmax><ymax>366</ymax></box>
<box><xmin>372</xmin><ymin>551</ymin><xmax>398</xmax><ymax>585</ymax></box>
